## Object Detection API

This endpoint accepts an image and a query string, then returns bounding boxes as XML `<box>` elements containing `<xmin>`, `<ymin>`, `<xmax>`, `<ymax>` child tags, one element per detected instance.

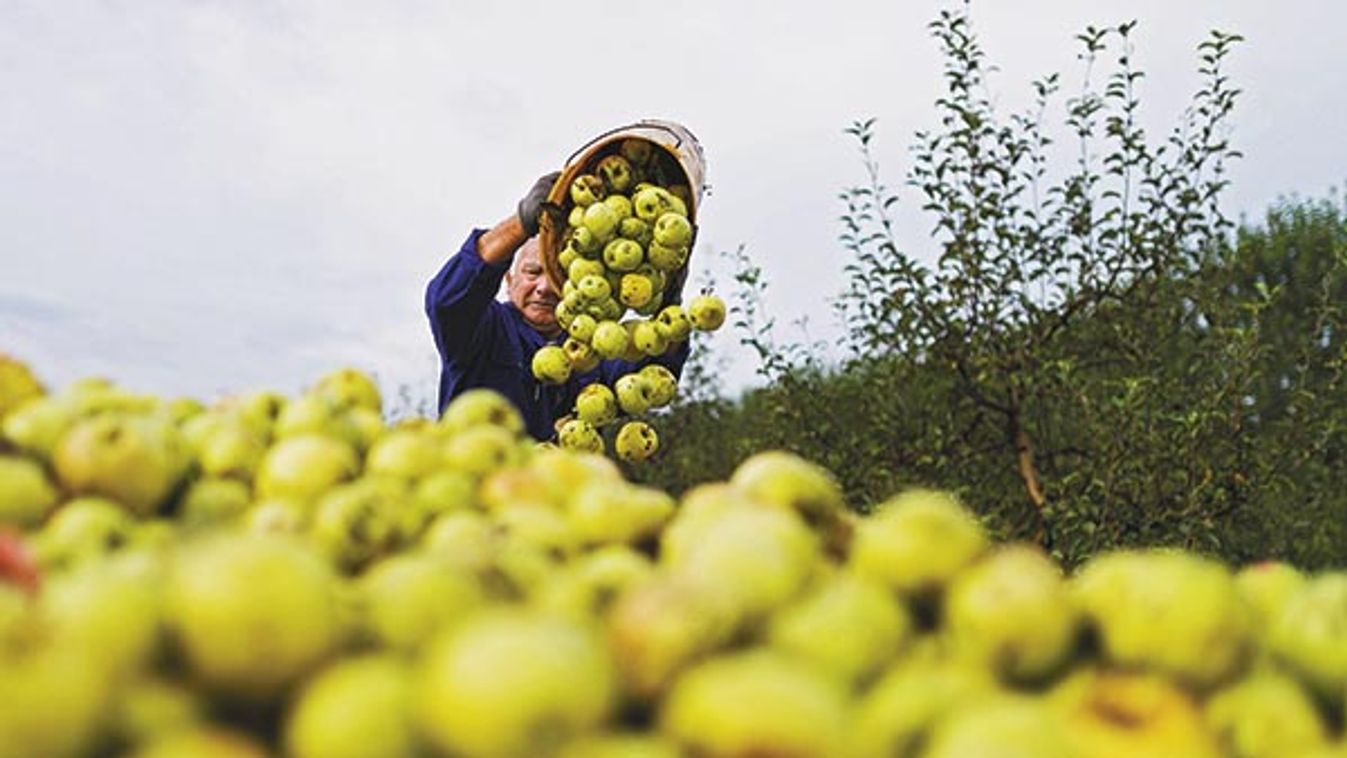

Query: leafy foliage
<box><xmin>645</xmin><ymin>7</ymin><xmax>1347</xmax><ymax>567</ymax></box>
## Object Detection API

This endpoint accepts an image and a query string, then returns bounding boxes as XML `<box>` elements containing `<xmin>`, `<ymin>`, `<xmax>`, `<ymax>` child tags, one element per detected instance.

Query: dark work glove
<box><xmin>517</xmin><ymin>171</ymin><xmax>562</xmax><ymax>237</ymax></box>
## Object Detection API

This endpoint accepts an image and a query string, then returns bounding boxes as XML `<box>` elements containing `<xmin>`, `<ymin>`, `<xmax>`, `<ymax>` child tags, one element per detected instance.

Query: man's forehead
<box><xmin>513</xmin><ymin>239</ymin><xmax>542</xmax><ymax>271</ymax></box>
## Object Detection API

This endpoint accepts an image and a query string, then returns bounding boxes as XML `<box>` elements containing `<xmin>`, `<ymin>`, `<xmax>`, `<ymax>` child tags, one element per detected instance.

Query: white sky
<box><xmin>3</xmin><ymin>1</ymin><xmax>1344</xmax><ymax>413</ymax></box>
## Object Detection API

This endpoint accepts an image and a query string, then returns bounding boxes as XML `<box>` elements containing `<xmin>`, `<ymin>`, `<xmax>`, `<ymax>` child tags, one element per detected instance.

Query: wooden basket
<box><xmin>538</xmin><ymin>120</ymin><xmax>707</xmax><ymax>293</ymax></box>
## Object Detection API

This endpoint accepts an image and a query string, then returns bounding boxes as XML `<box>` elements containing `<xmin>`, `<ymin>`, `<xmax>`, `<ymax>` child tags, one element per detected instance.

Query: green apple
<box><xmin>636</xmin><ymin>263</ymin><xmax>666</xmax><ymax>293</ymax></box>
<box><xmin>575</xmin><ymin>383</ymin><xmax>619</xmax><ymax>426</ymax></box>
<box><xmin>660</xmin><ymin>650</ymin><xmax>849</xmax><ymax>758</ymax></box>
<box><xmin>495</xmin><ymin>501</ymin><xmax>576</xmax><ymax>556</ymax></box>
<box><xmin>591</xmin><ymin>321</ymin><xmax>630</xmax><ymax>360</ymax></box>
<box><xmin>420</xmin><ymin>510</ymin><xmax>497</xmax><ymax>573</ymax></box>
<box><xmin>618</xmin><ymin>217</ymin><xmax>651</xmax><ymax>246</ymax></box>
<box><xmin>849</xmin><ymin>488</ymin><xmax>988</xmax><ymax>598</ymax></box>
<box><xmin>568</xmin><ymin>256</ymin><xmax>606</xmax><ymax>283</ymax></box>
<box><xmin>568</xmin><ymin>204</ymin><xmax>587</xmax><ymax>228</ymax></box>
<box><xmin>615</xmin><ymin>421</ymin><xmax>659</xmax><ymax>463</ymax></box>
<box><xmin>1204</xmin><ymin>670</ymin><xmax>1328</xmax><ymax>758</ymax></box>
<box><xmin>687</xmin><ymin>294</ymin><xmax>727</xmax><ymax>331</ymax></box>
<box><xmin>34</xmin><ymin>496</ymin><xmax>135</xmax><ymax>569</ymax></box>
<box><xmin>38</xmin><ymin>553</ymin><xmax>164</xmax><ymax>674</ymax></box>
<box><xmin>310</xmin><ymin>476</ymin><xmax>415</xmax><ymax>571</ymax></box>
<box><xmin>767</xmin><ymin>572</ymin><xmax>911</xmax><ymax>686</ymax></box>
<box><xmin>619</xmin><ymin>273</ymin><xmax>656</xmax><ymax>309</ymax></box>
<box><xmin>944</xmin><ymin>543</ymin><xmax>1080</xmax><ymax>683</ymax></box>
<box><xmin>570</xmin><ymin>174</ymin><xmax>606</xmax><ymax>207</ymax></box>
<box><xmin>603</xmin><ymin>193</ymin><xmax>634</xmax><ymax>221</ymax></box>
<box><xmin>730</xmin><ymin>449</ymin><xmax>846</xmax><ymax>528</ymax></box>
<box><xmin>215</xmin><ymin>389</ymin><xmax>287</xmax><ymax>440</ymax></box>
<box><xmin>559</xmin><ymin>248</ymin><xmax>579</xmax><ymax>276</ymax></box>
<box><xmin>646</xmin><ymin>240</ymin><xmax>687</xmax><ymax>272</ymax></box>
<box><xmin>416</xmin><ymin>609</ymin><xmax>616</xmax><ymax>758</ymax></box>
<box><xmin>850</xmin><ymin>655</ymin><xmax>1000</xmax><ymax>758</ymax></box>
<box><xmin>527</xmin><ymin>446</ymin><xmax>623</xmax><ymax>495</ymax></box>
<box><xmin>167</xmin><ymin>533</ymin><xmax>340</xmax><ymax>700</ymax></box>
<box><xmin>603</xmin><ymin>238</ymin><xmax>644</xmax><ymax>273</ymax></box>
<box><xmin>596</xmin><ymin>295</ymin><xmax>624</xmax><ymax>322</ymax></box>
<box><xmin>358</xmin><ymin>553</ymin><xmax>484</xmax><ymax>651</ymax></box>
<box><xmin>568</xmin><ymin>314</ymin><xmax>598</xmax><ymax>345</ymax></box>
<box><xmin>620</xmin><ymin>321</ymin><xmax>647</xmax><ymax>362</ymax></box>
<box><xmin>53</xmin><ymin>413</ymin><xmax>190</xmax><ymax>517</ymax></box>
<box><xmin>1236</xmin><ymin>560</ymin><xmax>1307</xmax><ymax>635</ymax></box>
<box><xmin>1055</xmin><ymin>670</ymin><xmax>1221</xmax><ymax>758</ymax></box>
<box><xmin>439</xmin><ymin>388</ymin><xmax>525</xmax><ymax>435</ymax></box>
<box><xmin>365</xmin><ymin>428</ymin><xmax>443</xmax><ymax>481</ymax></box>
<box><xmin>606</xmin><ymin>575</ymin><xmax>740</xmax><ymax>697</ymax></box>
<box><xmin>923</xmin><ymin>696</ymin><xmax>1071</xmax><ymax>758</ymax></box>
<box><xmin>638</xmin><ymin>364</ymin><xmax>678</xmax><ymax>407</ymax></box>
<box><xmin>660</xmin><ymin>482</ymin><xmax>758</xmax><ymax>564</ymax></box>
<box><xmin>583</xmin><ymin>202</ymin><xmax>620</xmax><ymax>242</ymax></box>
<box><xmin>655</xmin><ymin>305</ymin><xmax>693</xmax><ymax>342</ymax></box>
<box><xmin>441</xmin><ymin>424</ymin><xmax>525</xmax><ymax>479</ymax></box>
<box><xmin>410</xmin><ymin>469</ymin><xmax>477</xmax><ymax>522</ymax></box>
<box><xmin>1268</xmin><ymin>572</ymin><xmax>1347</xmax><ymax>698</ymax></box>
<box><xmin>563</xmin><ymin>337</ymin><xmax>601</xmax><ymax>374</ymax></box>
<box><xmin>0</xmin><ymin>454</ymin><xmax>58</xmax><ymax>527</ymax></box>
<box><xmin>532</xmin><ymin>345</ymin><xmax>572</xmax><ymax>385</ymax></box>
<box><xmin>195</xmin><ymin>419</ymin><xmax>266</xmax><ymax>480</ymax></box>
<box><xmin>615</xmin><ymin>374</ymin><xmax>654</xmax><ymax>416</ymax></box>
<box><xmin>111</xmin><ymin>676</ymin><xmax>205</xmax><ymax>747</ymax></box>
<box><xmin>310</xmin><ymin>367</ymin><xmax>381</xmax><ymax>414</ymax></box>
<box><xmin>1073</xmin><ymin>549</ymin><xmax>1252</xmax><ymax>688</ymax></box>
<box><xmin>179</xmin><ymin>476</ymin><xmax>252</xmax><ymax>529</ymax></box>
<box><xmin>286</xmin><ymin>654</ymin><xmax>419</xmax><ymax>758</ymax></box>
<box><xmin>576</xmin><ymin>275</ymin><xmax>613</xmax><ymax>305</ymax></box>
<box><xmin>0</xmin><ymin>647</ymin><xmax>116</xmax><ymax>758</ymax></box>
<box><xmin>0</xmin><ymin>354</ymin><xmax>44</xmax><ymax>421</ymax></box>
<box><xmin>632</xmin><ymin>187</ymin><xmax>677</xmax><ymax>222</ymax></box>
<box><xmin>545</xmin><ymin>546</ymin><xmax>654</xmax><ymax>618</ymax></box>
<box><xmin>558</xmin><ymin>418</ymin><xmax>604</xmax><ymax>454</ymax></box>
<box><xmin>653</xmin><ymin>212</ymin><xmax>693</xmax><ymax>247</ymax></box>
<box><xmin>256</xmin><ymin>433</ymin><xmax>359</xmax><ymax>504</ymax></box>
<box><xmin>241</xmin><ymin>497</ymin><xmax>308</xmax><ymax>536</ymax></box>
<box><xmin>569</xmin><ymin>225</ymin><xmax>600</xmax><ymax>255</ymax></box>
<box><xmin>629</xmin><ymin>321</ymin><xmax>666</xmax><ymax>357</ymax></box>
<box><xmin>566</xmin><ymin>481</ymin><xmax>675</xmax><ymax>546</ymax></box>
<box><xmin>596</xmin><ymin>154</ymin><xmax>635</xmax><ymax>193</ymax></box>
<box><xmin>554</xmin><ymin>298</ymin><xmax>577</xmax><ymax>332</ymax></box>
<box><xmin>668</xmin><ymin>505</ymin><xmax>818</xmax><ymax>620</ymax></box>
<box><xmin>1</xmin><ymin>395</ymin><xmax>77</xmax><ymax>462</ymax></box>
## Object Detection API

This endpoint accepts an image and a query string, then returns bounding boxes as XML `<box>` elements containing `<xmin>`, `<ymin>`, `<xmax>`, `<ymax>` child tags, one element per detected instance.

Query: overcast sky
<box><xmin>3</xmin><ymin>1</ymin><xmax>1344</xmax><ymax>414</ymax></box>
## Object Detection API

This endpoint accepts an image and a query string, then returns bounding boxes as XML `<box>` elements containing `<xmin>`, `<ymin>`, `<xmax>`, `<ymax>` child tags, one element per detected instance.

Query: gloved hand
<box><xmin>517</xmin><ymin>171</ymin><xmax>562</xmax><ymax>238</ymax></box>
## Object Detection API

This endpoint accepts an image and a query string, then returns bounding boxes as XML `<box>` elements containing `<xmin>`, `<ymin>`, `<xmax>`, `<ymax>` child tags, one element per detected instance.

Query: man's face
<box><xmin>507</xmin><ymin>239</ymin><xmax>560</xmax><ymax>336</ymax></box>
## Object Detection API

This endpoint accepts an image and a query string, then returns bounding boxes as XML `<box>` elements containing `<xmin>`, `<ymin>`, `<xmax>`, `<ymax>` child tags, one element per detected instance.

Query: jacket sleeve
<box><xmin>425</xmin><ymin>229</ymin><xmax>511</xmax><ymax>364</ymax></box>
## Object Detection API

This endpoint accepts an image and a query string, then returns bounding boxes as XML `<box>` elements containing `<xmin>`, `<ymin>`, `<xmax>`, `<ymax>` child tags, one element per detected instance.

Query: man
<box><xmin>426</xmin><ymin>173</ymin><xmax>690</xmax><ymax>441</ymax></box>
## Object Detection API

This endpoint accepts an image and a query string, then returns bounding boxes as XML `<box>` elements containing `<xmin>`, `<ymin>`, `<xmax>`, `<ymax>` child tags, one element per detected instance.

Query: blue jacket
<box><xmin>426</xmin><ymin>229</ymin><xmax>690</xmax><ymax>441</ymax></box>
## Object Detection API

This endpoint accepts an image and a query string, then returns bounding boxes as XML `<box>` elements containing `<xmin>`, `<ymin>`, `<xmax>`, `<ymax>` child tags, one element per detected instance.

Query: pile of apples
<box><xmin>3</xmin><ymin>353</ymin><xmax>1347</xmax><ymax>758</ymax></box>
<box><xmin>532</xmin><ymin>138</ymin><xmax>726</xmax><ymax>463</ymax></box>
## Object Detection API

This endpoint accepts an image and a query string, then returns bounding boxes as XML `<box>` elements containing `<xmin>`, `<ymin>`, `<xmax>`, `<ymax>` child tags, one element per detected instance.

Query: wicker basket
<box><xmin>537</xmin><ymin>120</ymin><xmax>707</xmax><ymax>293</ymax></box>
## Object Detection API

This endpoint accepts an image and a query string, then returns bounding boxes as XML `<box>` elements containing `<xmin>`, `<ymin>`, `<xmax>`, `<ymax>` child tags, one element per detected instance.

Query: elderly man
<box><xmin>426</xmin><ymin>173</ymin><xmax>689</xmax><ymax>441</ymax></box>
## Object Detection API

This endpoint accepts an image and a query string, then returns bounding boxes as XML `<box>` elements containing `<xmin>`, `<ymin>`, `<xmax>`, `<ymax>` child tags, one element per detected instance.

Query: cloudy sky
<box><xmin>3</xmin><ymin>1</ymin><xmax>1344</xmax><ymax>414</ymax></box>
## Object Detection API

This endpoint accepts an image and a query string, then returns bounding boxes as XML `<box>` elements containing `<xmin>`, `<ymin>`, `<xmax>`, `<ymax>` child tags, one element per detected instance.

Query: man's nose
<box><xmin>535</xmin><ymin>276</ymin><xmax>554</xmax><ymax>297</ymax></box>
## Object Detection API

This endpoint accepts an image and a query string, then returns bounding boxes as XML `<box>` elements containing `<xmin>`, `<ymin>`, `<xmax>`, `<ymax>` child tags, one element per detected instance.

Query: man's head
<box><xmin>506</xmin><ymin>237</ymin><xmax>560</xmax><ymax>338</ymax></box>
